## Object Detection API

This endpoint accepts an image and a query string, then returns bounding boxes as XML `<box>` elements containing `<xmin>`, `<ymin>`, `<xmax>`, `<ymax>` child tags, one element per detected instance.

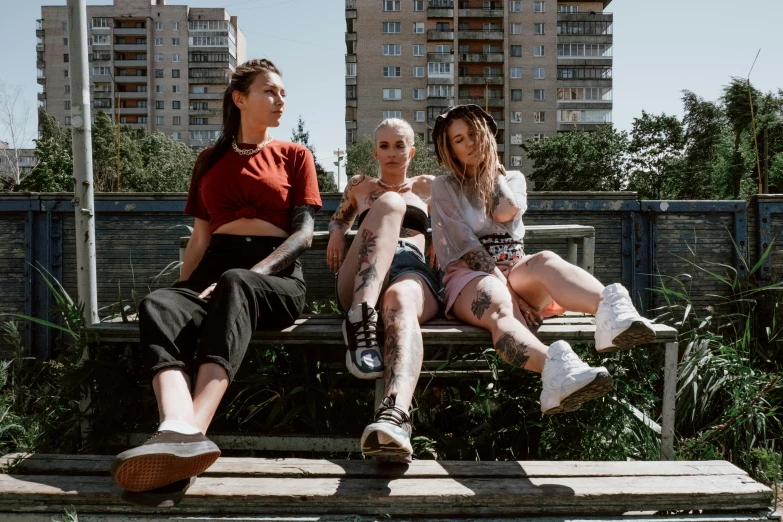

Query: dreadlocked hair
<box><xmin>193</xmin><ymin>59</ymin><xmax>282</xmax><ymax>182</ymax></box>
<box><xmin>435</xmin><ymin>110</ymin><xmax>503</xmax><ymax>216</ymax></box>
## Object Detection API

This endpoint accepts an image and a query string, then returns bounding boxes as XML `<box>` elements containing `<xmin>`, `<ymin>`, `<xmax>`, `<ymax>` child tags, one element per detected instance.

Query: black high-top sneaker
<box><xmin>361</xmin><ymin>393</ymin><xmax>413</xmax><ymax>462</ymax></box>
<box><xmin>343</xmin><ymin>301</ymin><xmax>384</xmax><ymax>379</ymax></box>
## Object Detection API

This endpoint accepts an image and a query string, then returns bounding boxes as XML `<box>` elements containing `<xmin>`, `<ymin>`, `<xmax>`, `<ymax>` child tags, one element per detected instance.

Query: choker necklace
<box><xmin>378</xmin><ymin>178</ymin><xmax>408</xmax><ymax>192</ymax></box>
<box><xmin>232</xmin><ymin>135</ymin><xmax>274</xmax><ymax>155</ymax></box>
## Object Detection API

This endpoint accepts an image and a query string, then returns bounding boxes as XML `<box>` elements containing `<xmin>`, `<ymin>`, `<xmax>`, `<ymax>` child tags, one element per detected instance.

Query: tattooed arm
<box><xmin>327</xmin><ymin>176</ymin><xmax>362</xmax><ymax>272</ymax></box>
<box><xmin>462</xmin><ymin>246</ymin><xmax>497</xmax><ymax>273</ymax></box>
<box><xmin>491</xmin><ymin>173</ymin><xmax>523</xmax><ymax>223</ymax></box>
<box><xmin>250</xmin><ymin>205</ymin><xmax>316</xmax><ymax>276</ymax></box>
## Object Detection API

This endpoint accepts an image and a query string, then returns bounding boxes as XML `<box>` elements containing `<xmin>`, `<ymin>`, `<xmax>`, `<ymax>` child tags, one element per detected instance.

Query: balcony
<box><xmin>114</xmin><ymin>27</ymin><xmax>147</xmax><ymax>36</ymax></box>
<box><xmin>427</xmin><ymin>30</ymin><xmax>454</xmax><ymax>41</ymax></box>
<box><xmin>115</xmin><ymin>75</ymin><xmax>148</xmax><ymax>83</ymax></box>
<box><xmin>428</xmin><ymin>8</ymin><xmax>454</xmax><ymax>17</ymax></box>
<box><xmin>458</xmin><ymin>9</ymin><xmax>503</xmax><ymax>17</ymax></box>
<box><xmin>115</xmin><ymin>59</ymin><xmax>147</xmax><ymax>67</ymax></box>
<box><xmin>36</xmin><ymin>29</ymin><xmax>44</xmax><ymax>38</ymax></box>
<box><xmin>458</xmin><ymin>74</ymin><xmax>503</xmax><ymax>85</ymax></box>
<box><xmin>36</xmin><ymin>44</ymin><xmax>44</xmax><ymax>52</ymax></box>
<box><xmin>557</xmin><ymin>12</ymin><xmax>613</xmax><ymax>22</ymax></box>
<box><xmin>36</xmin><ymin>75</ymin><xmax>46</xmax><ymax>85</ymax></box>
<box><xmin>189</xmin><ymin>123</ymin><xmax>221</xmax><ymax>131</ymax></box>
<box><xmin>189</xmin><ymin>92</ymin><xmax>222</xmax><ymax>100</ymax></box>
<box><xmin>188</xmin><ymin>77</ymin><xmax>230</xmax><ymax>85</ymax></box>
<box><xmin>458</xmin><ymin>30</ymin><xmax>503</xmax><ymax>40</ymax></box>
<box><xmin>91</xmin><ymin>74</ymin><xmax>113</xmax><ymax>83</ymax></box>
<box><xmin>345</xmin><ymin>33</ymin><xmax>357</xmax><ymax>42</ymax></box>
<box><xmin>123</xmin><ymin>123</ymin><xmax>148</xmax><ymax>129</ymax></box>
<box><xmin>116</xmin><ymin>91</ymin><xmax>148</xmax><ymax>99</ymax></box>
<box><xmin>345</xmin><ymin>9</ymin><xmax>357</xmax><ymax>19</ymax></box>
<box><xmin>114</xmin><ymin>44</ymin><xmax>147</xmax><ymax>51</ymax></box>
<box><xmin>189</xmin><ymin>107</ymin><xmax>222</xmax><ymax>115</ymax></box>
<box><xmin>459</xmin><ymin>52</ymin><xmax>503</xmax><ymax>63</ymax></box>
<box><xmin>37</xmin><ymin>92</ymin><xmax>46</xmax><ymax>100</ymax></box>
<box><xmin>37</xmin><ymin>60</ymin><xmax>45</xmax><ymax>69</ymax></box>
<box><xmin>117</xmin><ymin>107</ymin><xmax>148</xmax><ymax>115</ymax></box>
<box><xmin>36</xmin><ymin>19</ymin><xmax>42</xmax><ymax>30</ymax></box>
<box><xmin>427</xmin><ymin>52</ymin><xmax>454</xmax><ymax>63</ymax></box>
<box><xmin>458</xmin><ymin>98</ymin><xmax>505</xmax><ymax>107</ymax></box>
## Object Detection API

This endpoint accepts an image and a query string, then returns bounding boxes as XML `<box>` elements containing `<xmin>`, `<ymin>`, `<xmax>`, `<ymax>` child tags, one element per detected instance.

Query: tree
<box><xmin>523</xmin><ymin>125</ymin><xmax>629</xmax><ymax>191</ymax></box>
<box><xmin>346</xmin><ymin>134</ymin><xmax>441</xmax><ymax>179</ymax></box>
<box><xmin>0</xmin><ymin>81</ymin><xmax>37</xmax><ymax>188</ymax></box>
<box><xmin>18</xmin><ymin>109</ymin><xmax>73</xmax><ymax>192</ymax></box>
<box><xmin>722</xmin><ymin>77</ymin><xmax>762</xmax><ymax>198</ymax></box>
<box><xmin>291</xmin><ymin>115</ymin><xmax>337</xmax><ymax>192</ymax></box>
<box><xmin>626</xmin><ymin>111</ymin><xmax>686</xmax><ymax>200</ymax></box>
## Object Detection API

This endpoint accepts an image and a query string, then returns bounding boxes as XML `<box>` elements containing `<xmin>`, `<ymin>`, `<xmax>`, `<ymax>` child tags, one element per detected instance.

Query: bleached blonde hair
<box><xmin>375</xmin><ymin>118</ymin><xmax>415</xmax><ymax>146</ymax></box>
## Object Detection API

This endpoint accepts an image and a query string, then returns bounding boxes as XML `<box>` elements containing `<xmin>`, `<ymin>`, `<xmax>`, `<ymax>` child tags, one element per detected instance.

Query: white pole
<box><xmin>67</xmin><ymin>0</ymin><xmax>98</xmax><ymax>325</ymax></box>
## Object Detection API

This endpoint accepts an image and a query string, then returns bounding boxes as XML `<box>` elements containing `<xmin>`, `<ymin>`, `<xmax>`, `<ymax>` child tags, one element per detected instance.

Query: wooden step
<box><xmin>0</xmin><ymin>455</ymin><xmax>771</xmax><ymax>518</ymax></box>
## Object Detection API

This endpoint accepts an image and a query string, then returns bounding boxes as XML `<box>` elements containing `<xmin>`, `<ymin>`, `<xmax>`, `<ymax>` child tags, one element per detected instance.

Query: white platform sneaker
<box><xmin>540</xmin><ymin>341</ymin><xmax>613</xmax><ymax>415</ymax></box>
<box><xmin>594</xmin><ymin>283</ymin><xmax>656</xmax><ymax>352</ymax></box>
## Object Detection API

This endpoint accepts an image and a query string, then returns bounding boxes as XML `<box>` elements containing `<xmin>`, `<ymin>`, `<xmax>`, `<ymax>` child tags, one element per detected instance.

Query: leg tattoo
<box><xmin>383</xmin><ymin>308</ymin><xmax>423</xmax><ymax>394</ymax></box>
<box><xmin>471</xmin><ymin>279</ymin><xmax>493</xmax><ymax>320</ymax></box>
<box><xmin>495</xmin><ymin>331</ymin><xmax>531</xmax><ymax>369</ymax></box>
<box><xmin>355</xmin><ymin>229</ymin><xmax>379</xmax><ymax>292</ymax></box>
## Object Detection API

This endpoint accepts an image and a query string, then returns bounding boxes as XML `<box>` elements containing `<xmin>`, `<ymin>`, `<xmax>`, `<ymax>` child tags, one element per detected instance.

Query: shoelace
<box><xmin>350</xmin><ymin>308</ymin><xmax>379</xmax><ymax>349</ymax></box>
<box><xmin>374</xmin><ymin>395</ymin><xmax>411</xmax><ymax>427</ymax></box>
<box><xmin>550</xmin><ymin>350</ymin><xmax>589</xmax><ymax>373</ymax></box>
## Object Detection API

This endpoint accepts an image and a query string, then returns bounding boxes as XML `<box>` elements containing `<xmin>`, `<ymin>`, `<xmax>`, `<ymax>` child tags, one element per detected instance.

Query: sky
<box><xmin>1</xmin><ymin>0</ymin><xmax>782</xmax><ymax>180</ymax></box>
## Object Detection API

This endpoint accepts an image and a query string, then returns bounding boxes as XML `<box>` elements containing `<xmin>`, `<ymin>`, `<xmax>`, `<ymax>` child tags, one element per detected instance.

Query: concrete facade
<box><xmin>345</xmin><ymin>0</ymin><xmax>612</xmax><ymax>173</ymax></box>
<box><xmin>37</xmin><ymin>0</ymin><xmax>246</xmax><ymax>151</ymax></box>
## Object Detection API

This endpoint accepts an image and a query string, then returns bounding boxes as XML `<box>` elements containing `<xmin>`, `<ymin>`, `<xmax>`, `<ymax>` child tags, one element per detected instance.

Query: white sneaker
<box><xmin>540</xmin><ymin>341</ymin><xmax>613</xmax><ymax>415</ymax></box>
<box><xmin>594</xmin><ymin>283</ymin><xmax>656</xmax><ymax>352</ymax></box>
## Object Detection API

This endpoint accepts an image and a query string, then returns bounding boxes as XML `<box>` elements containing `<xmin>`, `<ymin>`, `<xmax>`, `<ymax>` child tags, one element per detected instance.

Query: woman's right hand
<box><xmin>326</xmin><ymin>231</ymin><xmax>346</xmax><ymax>273</ymax></box>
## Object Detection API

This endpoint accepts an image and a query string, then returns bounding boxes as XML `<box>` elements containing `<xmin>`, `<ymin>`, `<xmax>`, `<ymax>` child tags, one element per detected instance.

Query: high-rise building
<box><xmin>345</xmin><ymin>0</ymin><xmax>612</xmax><ymax>172</ymax></box>
<box><xmin>37</xmin><ymin>0</ymin><xmax>246</xmax><ymax>151</ymax></box>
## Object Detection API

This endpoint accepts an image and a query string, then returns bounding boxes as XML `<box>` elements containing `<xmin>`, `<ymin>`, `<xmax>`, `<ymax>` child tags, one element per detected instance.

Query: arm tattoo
<box><xmin>463</xmin><ymin>247</ymin><xmax>495</xmax><ymax>273</ymax></box>
<box><xmin>355</xmin><ymin>229</ymin><xmax>379</xmax><ymax>292</ymax></box>
<box><xmin>330</xmin><ymin>181</ymin><xmax>358</xmax><ymax>230</ymax></box>
<box><xmin>491</xmin><ymin>175</ymin><xmax>520</xmax><ymax>222</ymax></box>
<box><xmin>495</xmin><ymin>331</ymin><xmax>530</xmax><ymax>369</ymax></box>
<box><xmin>471</xmin><ymin>278</ymin><xmax>493</xmax><ymax>319</ymax></box>
<box><xmin>250</xmin><ymin>205</ymin><xmax>315</xmax><ymax>276</ymax></box>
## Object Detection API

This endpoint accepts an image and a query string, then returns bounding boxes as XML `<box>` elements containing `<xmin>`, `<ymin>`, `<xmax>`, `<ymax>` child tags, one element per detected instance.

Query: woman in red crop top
<box><xmin>327</xmin><ymin>118</ymin><xmax>443</xmax><ymax>463</ymax></box>
<box><xmin>111</xmin><ymin>59</ymin><xmax>322</xmax><ymax>504</ymax></box>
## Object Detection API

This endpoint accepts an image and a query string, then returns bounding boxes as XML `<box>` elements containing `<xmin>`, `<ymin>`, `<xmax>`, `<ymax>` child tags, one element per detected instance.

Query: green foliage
<box><xmin>346</xmin><ymin>134</ymin><xmax>441</xmax><ymax>179</ymax></box>
<box><xmin>291</xmin><ymin>115</ymin><xmax>337</xmax><ymax>192</ymax></box>
<box><xmin>523</xmin><ymin>125</ymin><xmax>629</xmax><ymax>191</ymax></box>
<box><xmin>626</xmin><ymin>111</ymin><xmax>687</xmax><ymax>199</ymax></box>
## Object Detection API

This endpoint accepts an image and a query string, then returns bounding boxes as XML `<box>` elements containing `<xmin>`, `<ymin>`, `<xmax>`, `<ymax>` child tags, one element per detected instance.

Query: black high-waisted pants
<box><xmin>138</xmin><ymin>234</ymin><xmax>306</xmax><ymax>384</ymax></box>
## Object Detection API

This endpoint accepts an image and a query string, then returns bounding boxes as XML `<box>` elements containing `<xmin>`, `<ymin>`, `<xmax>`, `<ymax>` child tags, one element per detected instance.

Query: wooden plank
<box><xmin>0</xmin><ymin>454</ymin><xmax>752</xmax><ymax>479</ymax></box>
<box><xmin>0</xmin><ymin>474</ymin><xmax>770</xmax><ymax>515</ymax></box>
<box><xmin>0</xmin><ymin>515</ymin><xmax>778</xmax><ymax>522</ymax></box>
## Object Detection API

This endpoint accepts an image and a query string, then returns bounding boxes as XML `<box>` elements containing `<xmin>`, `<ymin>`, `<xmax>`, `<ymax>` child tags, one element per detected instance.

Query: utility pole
<box><xmin>67</xmin><ymin>0</ymin><xmax>98</xmax><ymax>325</ymax></box>
<box><xmin>763</xmin><ymin>127</ymin><xmax>769</xmax><ymax>194</ymax></box>
<box><xmin>333</xmin><ymin>148</ymin><xmax>345</xmax><ymax>189</ymax></box>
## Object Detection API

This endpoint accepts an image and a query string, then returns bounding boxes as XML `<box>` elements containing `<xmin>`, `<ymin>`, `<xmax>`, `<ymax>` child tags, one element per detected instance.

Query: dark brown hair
<box><xmin>193</xmin><ymin>59</ymin><xmax>281</xmax><ymax>180</ymax></box>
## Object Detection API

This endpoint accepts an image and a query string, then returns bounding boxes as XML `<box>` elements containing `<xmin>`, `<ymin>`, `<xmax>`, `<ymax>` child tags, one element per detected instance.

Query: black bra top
<box><xmin>357</xmin><ymin>205</ymin><xmax>429</xmax><ymax>235</ymax></box>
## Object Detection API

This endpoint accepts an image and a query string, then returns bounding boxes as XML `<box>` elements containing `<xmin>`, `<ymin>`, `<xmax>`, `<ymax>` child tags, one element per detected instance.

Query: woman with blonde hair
<box><xmin>431</xmin><ymin>104</ymin><xmax>655</xmax><ymax>415</ymax></box>
<box><xmin>327</xmin><ymin>118</ymin><xmax>441</xmax><ymax>462</ymax></box>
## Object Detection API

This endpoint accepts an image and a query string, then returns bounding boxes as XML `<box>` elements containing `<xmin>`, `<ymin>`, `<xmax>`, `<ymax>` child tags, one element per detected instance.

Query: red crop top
<box><xmin>184</xmin><ymin>140</ymin><xmax>323</xmax><ymax>234</ymax></box>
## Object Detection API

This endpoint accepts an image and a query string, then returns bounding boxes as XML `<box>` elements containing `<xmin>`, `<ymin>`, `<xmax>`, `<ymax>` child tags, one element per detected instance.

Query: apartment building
<box><xmin>37</xmin><ymin>0</ymin><xmax>246</xmax><ymax>151</ymax></box>
<box><xmin>345</xmin><ymin>0</ymin><xmax>612</xmax><ymax>172</ymax></box>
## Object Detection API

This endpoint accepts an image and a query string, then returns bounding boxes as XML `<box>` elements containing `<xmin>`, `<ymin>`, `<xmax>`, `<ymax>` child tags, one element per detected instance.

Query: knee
<box><xmin>527</xmin><ymin>250</ymin><xmax>560</xmax><ymax>268</ymax></box>
<box><xmin>373</xmin><ymin>191</ymin><xmax>407</xmax><ymax>216</ymax></box>
<box><xmin>382</xmin><ymin>283</ymin><xmax>421</xmax><ymax>315</ymax></box>
<box><xmin>138</xmin><ymin>291</ymin><xmax>167</xmax><ymax>321</ymax></box>
<box><xmin>217</xmin><ymin>268</ymin><xmax>254</xmax><ymax>290</ymax></box>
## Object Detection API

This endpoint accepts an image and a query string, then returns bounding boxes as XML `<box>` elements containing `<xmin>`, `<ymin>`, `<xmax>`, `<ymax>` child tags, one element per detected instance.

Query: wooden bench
<box><xmin>0</xmin><ymin>453</ymin><xmax>774</xmax><ymax>521</ymax></box>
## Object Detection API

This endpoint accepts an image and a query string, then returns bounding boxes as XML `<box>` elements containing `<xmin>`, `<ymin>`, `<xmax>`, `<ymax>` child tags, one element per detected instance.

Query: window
<box><xmin>172</xmin><ymin>53</ymin><xmax>180</xmax><ymax>62</ymax></box>
<box><xmin>557</xmin><ymin>43</ymin><xmax>613</xmax><ymax>57</ymax></box>
<box><xmin>534</xmin><ymin>1</ymin><xmax>545</xmax><ymax>12</ymax></box>
<box><xmin>382</xmin><ymin>22</ymin><xmax>401</xmax><ymax>33</ymax></box>
<box><xmin>92</xmin><ymin>17</ymin><xmax>111</xmax><ymax>28</ymax></box>
<box><xmin>428</xmin><ymin>62</ymin><xmax>451</xmax><ymax>75</ymax></box>
<box><xmin>156</xmin><ymin>101</ymin><xmax>164</xmax><ymax>109</ymax></box>
<box><xmin>156</xmin><ymin>85</ymin><xmax>163</xmax><ymax>93</ymax></box>
<box><xmin>413</xmin><ymin>88</ymin><xmax>425</xmax><ymax>100</ymax></box>
<box><xmin>64</xmin><ymin>116</ymin><xmax>72</xmax><ymax>125</ymax></box>
<box><xmin>172</xmin><ymin>22</ymin><xmax>179</xmax><ymax>30</ymax></box>
<box><xmin>510</xmin><ymin>45</ymin><xmax>522</xmax><ymax>57</ymax></box>
<box><xmin>413</xmin><ymin>44</ymin><xmax>424</xmax><ymax>56</ymax></box>
<box><xmin>533</xmin><ymin>133</ymin><xmax>544</xmax><ymax>141</ymax></box>
<box><xmin>155</xmin><ymin>22</ymin><xmax>163</xmax><ymax>30</ymax></box>
<box><xmin>534</xmin><ymin>67</ymin><xmax>545</xmax><ymax>79</ymax></box>
<box><xmin>192</xmin><ymin>102</ymin><xmax>209</xmax><ymax>110</ymax></box>
<box><xmin>93</xmin><ymin>34</ymin><xmax>110</xmax><ymax>45</ymax></box>
<box><xmin>510</xmin><ymin>23</ymin><xmax>521</xmax><ymax>34</ymax></box>
<box><xmin>413</xmin><ymin>66</ymin><xmax>424</xmax><ymax>77</ymax></box>
<box><xmin>413</xmin><ymin>22</ymin><xmax>424</xmax><ymax>34</ymax></box>
<box><xmin>534</xmin><ymin>111</ymin><xmax>545</xmax><ymax>123</ymax></box>
<box><xmin>91</xmin><ymin>66</ymin><xmax>110</xmax><ymax>76</ymax></box>
<box><xmin>510</xmin><ymin>67</ymin><xmax>522</xmax><ymax>79</ymax></box>
<box><xmin>155</xmin><ymin>69</ymin><xmax>164</xmax><ymax>78</ymax></box>
<box><xmin>65</xmin><ymin>69</ymin><xmax>69</xmax><ymax>77</ymax></box>
<box><xmin>138</xmin><ymin>117</ymin><xmax>148</xmax><ymax>123</ymax></box>
<box><xmin>383</xmin><ymin>88</ymin><xmax>402</xmax><ymax>100</ymax></box>
<box><xmin>155</xmin><ymin>38</ymin><xmax>163</xmax><ymax>46</ymax></box>
<box><xmin>172</xmin><ymin>38</ymin><xmax>180</xmax><ymax>46</ymax></box>
<box><xmin>155</xmin><ymin>53</ymin><xmax>164</xmax><ymax>62</ymax></box>
<box><xmin>534</xmin><ymin>45</ymin><xmax>544</xmax><ymax>57</ymax></box>
<box><xmin>383</xmin><ymin>1</ymin><xmax>401</xmax><ymax>10</ymax></box>
<box><xmin>156</xmin><ymin>116</ymin><xmax>164</xmax><ymax>125</ymax></box>
<box><xmin>64</xmin><ymin>101</ymin><xmax>71</xmax><ymax>110</ymax></box>
<box><xmin>173</xmin><ymin>85</ymin><xmax>182</xmax><ymax>93</ymax></box>
<box><xmin>413</xmin><ymin>0</ymin><xmax>424</xmax><ymax>11</ymax></box>
<box><xmin>173</xmin><ymin>116</ymin><xmax>181</xmax><ymax>125</ymax></box>
<box><xmin>65</xmin><ymin>85</ymin><xmax>70</xmax><ymax>94</ymax></box>
<box><xmin>173</xmin><ymin>69</ymin><xmax>181</xmax><ymax>78</ymax></box>
<box><xmin>383</xmin><ymin>110</ymin><xmax>402</xmax><ymax>119</ymax></box>
<box><xmin>558</xmin><ymin>109</ymin><xmax>612</xmax><ymax>123</ymax></box>
<box><xmin>62</xmin><ymin>54</ymin><xmax>70</xmax><ymax>63</ymax></box>
<box><xmin>346</xmin><ymin>85</ymin><xmax>357</xmax><ymax>98</ymax></box>
<box><xmin>63</xmin><ymin>38</ymin><xmax>69</xmax><ymax>46</ymax></box>
<box><xmin>427</xmin><ymin>85</ymin><xmax>453</xmax><ymax>97</ymax></box>
<box><xmin>383</xmin><ymin>44</ymin><xmax>401</xmax><ymax>56</ymax></box>
<box><xmin>534</xmin><ymin>23</ymin><xmax>545</xmax><ymax>34</ymax></box>
<box><xmin>534</xmin><ymin>89</ymin><xmax>545</xmax><ymax>101</ymax></box>
<box><xmin>436</xmin><ymin>44</ymin><xmax>450</xmax><ymax>53</ymax></box>
<box><xmin>511</xmin><ymin>89</ymin><xmax>522</xmax><ymax>101</ymax></box>
<box><xmin>559</xmin><ymin>4</ymin><xmax>578</xmax><ymax>12</ymax></box>
<box><xmin>383</xmin><ymin>66</ymin><xmax>401</xmax><ymax>77</ymax></box>
<box><xmin>346</xmin><ymin>63</ymin><xmax>356</xmax><ymax>76</ymax></box>
<box><xmin>173</xmin><ymin>101</ymin><xmax>181</xmax><ymax>109</ymax></box>
<box><xmin>172</xmin><ymin>132</ymin><xmax>181</xmax><ymax>141</ymax></box>
<box><xmin>510</xmin><ymin>111</ymin><xmax>522</xmax><ymax>123</ymax></box>
<box><xmin>510</xmin><ymin>133</ymin><xmax>523</xmax><ymax>145</ymax></box>
<box><xmin>415</xmin><ymin>110</ymin><xmax>425</xmax><ymax>122</ymax></box>
<box><xmin>510</xmin><ymin>0</ymin><xmax>521</xmax><ymax>11</ymax></box>
<box><xmin>436</xmin><ymin>22</ymin><xmax>450</xmax><ymax>31</ymax></box>
<box><xmin>557</xmin><ymin>87</ymin><xmax>613</xmax><ymax>101</ymax></box>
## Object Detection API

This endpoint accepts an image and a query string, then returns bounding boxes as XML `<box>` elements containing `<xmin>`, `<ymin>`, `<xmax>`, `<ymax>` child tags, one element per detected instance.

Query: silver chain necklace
<box><xmin>232</xmin><ymin>135</ymin><xmax>274</xmax><ymax>156</ymax></box>
<box><xmin>377</xmin><ymin>177</ymin><xmax>408</xmax><ymax>192</ymax></box>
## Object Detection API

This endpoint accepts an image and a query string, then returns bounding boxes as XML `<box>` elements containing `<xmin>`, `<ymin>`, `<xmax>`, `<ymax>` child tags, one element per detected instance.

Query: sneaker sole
<box><xmin>111</xmin><ymin>442</ymin><xmax>220</xmax><ymax>492</ymax></box>
<box><xmin>542</xmin><ymin>371</ymin><xmax>613</xmax><ymax>415</ymax></box>
<box><xmin>596</xmin><ymin>321</ymin><xmax>657</xmax><ymax>353</ymax></box>
<box><xmin>343</xmin><ymin>321</ymin><xmax>384</xmax><ymax>380</ymax></box>
<box><xmin>121</xmin><ymin>476</ymin><xmax>196</xmax><ymax>508</ymax></box>
<box><xmin>361</xmin><ymin>424</ymin><xmax>413</xmax><ymax>457</ymax></box>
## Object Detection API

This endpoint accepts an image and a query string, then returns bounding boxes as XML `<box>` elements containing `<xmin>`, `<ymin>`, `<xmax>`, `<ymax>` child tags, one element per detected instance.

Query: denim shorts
<box><xmin>336</xmin><ymin>240</ymin><xmax>444</xmax><ymax>312</ymax></box>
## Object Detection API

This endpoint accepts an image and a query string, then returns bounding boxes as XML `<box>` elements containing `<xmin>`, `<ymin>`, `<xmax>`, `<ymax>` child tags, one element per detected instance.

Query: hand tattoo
<box><xmin>495</xmin><ymin>331</ymin><xmax>530</xmax><ymax>369</ymax></box>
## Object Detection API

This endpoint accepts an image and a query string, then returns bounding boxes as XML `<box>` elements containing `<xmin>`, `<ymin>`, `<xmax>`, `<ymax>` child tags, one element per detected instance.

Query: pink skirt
<box><xmin>443</xmin><ymin>262</ymin><xmax>566</xmax><ymax>319</ymax></box>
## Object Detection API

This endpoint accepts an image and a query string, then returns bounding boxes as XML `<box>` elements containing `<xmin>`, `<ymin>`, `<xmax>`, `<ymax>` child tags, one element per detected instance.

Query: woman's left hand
<box><xmin>508</xmin><ymin>285</ymin><xmax>542</xmax><ymax>327</ymax></box>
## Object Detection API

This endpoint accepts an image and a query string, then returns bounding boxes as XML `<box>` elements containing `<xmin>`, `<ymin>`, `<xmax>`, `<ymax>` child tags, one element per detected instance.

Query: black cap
<box><xmin>431</xmin><ymin>104</ymin><xmax>498</xmax><ymax>164</ymax></box>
